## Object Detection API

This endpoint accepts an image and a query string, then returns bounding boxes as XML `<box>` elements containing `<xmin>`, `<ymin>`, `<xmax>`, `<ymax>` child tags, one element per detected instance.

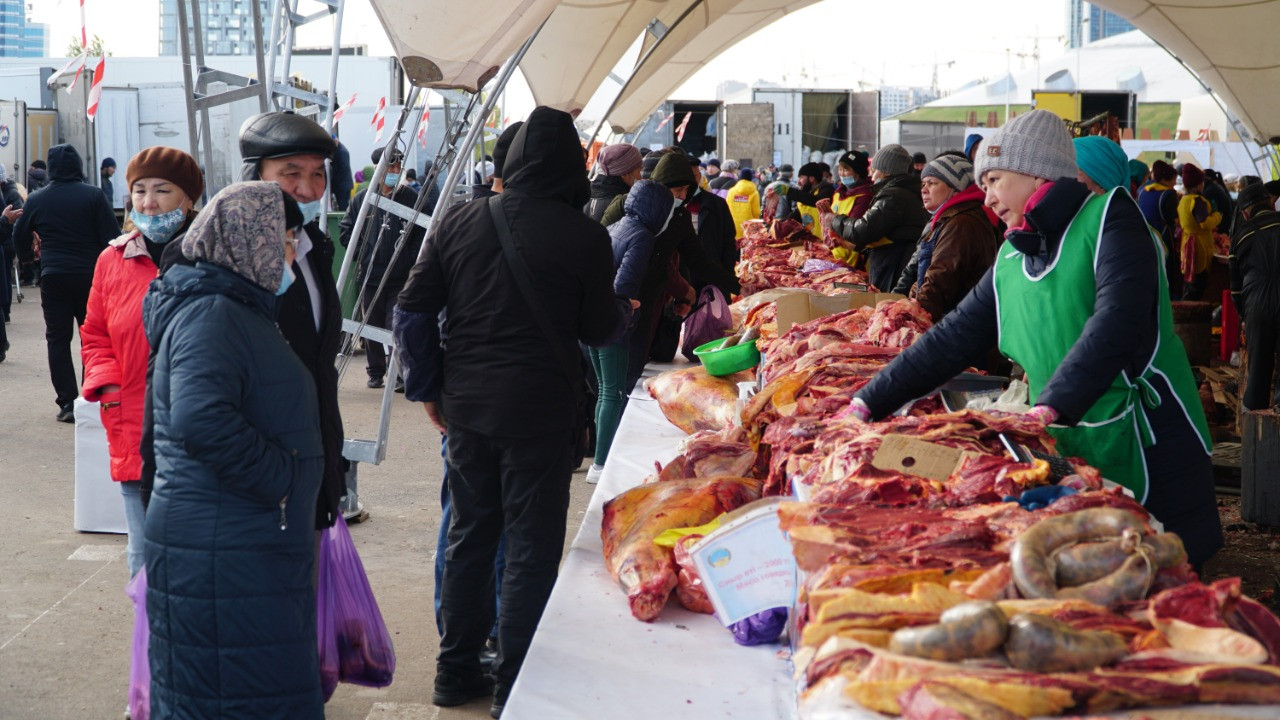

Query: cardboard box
<box><xmin>774</xmin><ymin>292</ymin><xmax>906</xmax><ymax>334</ymax></box>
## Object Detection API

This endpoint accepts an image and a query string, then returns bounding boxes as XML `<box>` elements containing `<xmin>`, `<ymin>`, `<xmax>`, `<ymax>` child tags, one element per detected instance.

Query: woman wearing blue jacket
<box><xmin>586</xmin><ymin>179</ymin><xmax>674</xmax><ymax>484</ymax></box>
<box><xmin>142</xmin><ymin>182</ymin><xmax>325</xmax><ymax>718</ymax></box>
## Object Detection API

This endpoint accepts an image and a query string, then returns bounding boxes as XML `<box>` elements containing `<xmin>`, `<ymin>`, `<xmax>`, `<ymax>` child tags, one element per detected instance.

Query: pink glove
<box><xmin>1026</xmin><ymin>404</ymin><xmax>1059</xmax><ymax>425</ymax></box>
<box><xmin>845</xmin><ymin>397</ymin><xmax>872</xmax><ymax>422</ymax></box>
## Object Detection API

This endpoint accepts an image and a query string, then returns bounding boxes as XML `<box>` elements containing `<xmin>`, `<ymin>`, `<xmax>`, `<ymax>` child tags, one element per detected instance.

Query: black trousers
<box><xmin>359</xmin><ymin>280</ymin><xmax>402</xmax><ymax>379</ymax></box>
<box><xmin>1181</xmin><ymin>270</ymin><xmax>1209</xmax><ymax>301</ymax></box>
<box><xmin>439</xmin><ymin>423</ymin><xmax>574</xmax><ymax>689</ymax></box>
<box><xmin>40</xmin><ymin>273</ymin><xmax>92</xmax><ymax>409</ymax></box>
<box><xmin>1243</xmin><ymin>309</ymin><xmax>1280</xmax><ymax>410</ymax></box>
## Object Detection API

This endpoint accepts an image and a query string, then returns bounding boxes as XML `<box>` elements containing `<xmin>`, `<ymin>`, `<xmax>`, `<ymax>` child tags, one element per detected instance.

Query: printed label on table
<box><xmin>689</xmin><ymin>497</ymin><xmax>796</xmax><ymax>625</ymax></box>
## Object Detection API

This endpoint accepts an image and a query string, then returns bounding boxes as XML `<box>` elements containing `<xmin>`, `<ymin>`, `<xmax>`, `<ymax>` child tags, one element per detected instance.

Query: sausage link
<box><xmin>1004</xmin><ymin>613</ymin><xmax>1128</xmax><ymax>673</ymax></box>
<box><xmin>1055</xmin><ymin>553</ymin><xmax>1155</xmax><ymax>608</ymax></box>
<box><xmin>889</xmin><ymin>601</ymin><xmax>1009</xmax><ymax>661</ymax></box>
<box><xmin>1054</xmin><ymin>533</ymin><xmax>1187</xmax><ymax>587</ymax></box>
<box><xmin>1010</xmin><ymin>509</ymin><xmax>1145</xmax><ymax>599</ymax></box>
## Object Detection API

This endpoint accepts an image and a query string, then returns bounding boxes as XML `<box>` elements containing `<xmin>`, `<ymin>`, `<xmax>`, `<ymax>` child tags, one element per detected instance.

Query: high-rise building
<box><xmin>159</xmin><ymin>0</ymin><xmax>271</xmax><ymax>56</ymax></box>
<box><xmin>1066</xmin><ymin>0</ymin><xmax>1137</xmax><ymax>49</ymax></box>
<box><xmin>1</xmin><ymin>1</ymin><xmax>48</xmax><ymax>57</ymax></box>
<box><xmin>879</xmin><ymin>86</ymin><xmax>937</xmax><ymax>119</ymax></box>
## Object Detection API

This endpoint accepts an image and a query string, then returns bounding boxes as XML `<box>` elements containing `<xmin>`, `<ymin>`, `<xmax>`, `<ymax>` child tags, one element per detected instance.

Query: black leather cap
<box><xmin>239</xmin><ymin>111</ymin><xmax>336</xmax><ymax>162</ymax></box>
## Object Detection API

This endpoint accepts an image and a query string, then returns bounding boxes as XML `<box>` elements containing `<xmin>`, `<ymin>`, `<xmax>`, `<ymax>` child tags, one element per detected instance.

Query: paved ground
<box><xmin>0</xmin><ymin>285</ymin><xmax>596</xmax><ymax>719</ymax></box>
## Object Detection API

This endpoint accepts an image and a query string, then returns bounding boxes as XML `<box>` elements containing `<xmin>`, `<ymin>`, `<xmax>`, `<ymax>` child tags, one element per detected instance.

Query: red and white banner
<box><xmin>1196</xmin><ymin>127</ymin><xmax>1211</xmax><ymax>143</ymax></box>
<box><xmin>654</xmin><ymin>112</ymin><xmax>675</xmax><ymax>131</ymax></box>
<box><xmin>331</xmin><ymin>93</ymin><xmax>357</xmax><ymax>124</ymax></box>
<box><xmin>80</xmin><ymin>0</ymin><xmax>88</xmax><ymax>48</ymax></box>
<box><xmin>674</xmin><ymin>111</ymin><xmax>693</xmax><ymax>142</ymax></box>
<box><xmin>370</xmin><ymin>96</ymin><xmax>387</xmax><ymax>142</ymax></box>
<box><xmin>48</xmin><ymin>53</ymin><xmax>87</xmax><ymax>90</ymax></box>
<box><xmin>86</xmin><ymin>55</ymin><xmax>105</xmax><ymax>122</ymax></box>
<box><xmin>417</xmin><ymin>109</ymin><xmax>430</xmax><ymax>149</ymax></box>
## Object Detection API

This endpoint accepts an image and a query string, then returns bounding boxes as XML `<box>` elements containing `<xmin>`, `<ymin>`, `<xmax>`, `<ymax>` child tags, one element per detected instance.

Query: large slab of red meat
<box><xmin>601</xmin><ymin>476</ymin><xmax>763</xmax><ymax>622</ymax></box>
<box><xmin>736</xmin><ymin>217</ymin><xmax>869</xmax><ymax>295</ymax></box>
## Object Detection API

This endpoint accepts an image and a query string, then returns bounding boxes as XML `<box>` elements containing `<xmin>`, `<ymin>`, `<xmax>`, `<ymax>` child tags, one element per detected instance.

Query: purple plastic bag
<box><xmin>126</xmin><ymin>568</ymin><xmax>150</xmax><ymax>720</ymax></box>
<box><xmin>681</xmin><ymin>285</ymin><xmax>733</xmax><ymax>360</ymax></box>
<box><xmin>800</xmin><ymin>258</ymin><xmax>843</xmax><ymax>274</ymax></box>
<box><xmin>729</xmin><ymin>607</ymin><xmax>788</xmax><ymax>646</ymax></box>
<box><xmin>316</xmin><ymin>515</ymin><xmax>395</xmax><ymax>697</ymax></box>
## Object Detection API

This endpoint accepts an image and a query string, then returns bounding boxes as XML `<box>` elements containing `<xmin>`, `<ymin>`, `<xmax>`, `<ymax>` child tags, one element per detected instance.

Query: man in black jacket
<box><xmin>0</xmin><ymin>163</ymin><xmax>22</xmax><ymax>328</ymax></box>
<box><xmin>341</xmin><ymin>146</ymin><xmax>432</xmax><ymax>388</ymax></box>
<box><xmin>1231</xmin><ymin>182</ymin><xmax>1280</xmax><ymax>410</ymax></box>
<box><xmin>829</xmin><ymin>144</ymin><xmax>931</xmax><ymax>292</ymax></box>
<box><xmin>395</xmin><ymin>106</ymin><xmax>632</xmax><ymax>718</ymax></box>
<box><xmin>13</xmin><ymin>144</ymin><xmax>118</xmax><ymax>421</ymax></box>
<box><xmin>237</xmin><ymin>111</ymin><xmax>348</xmax><ymax>530</ymax></box>
<box><xmin>684</xmin><ymin>171</ymin><xmax>738</xmax><ymax>284</ymax></box>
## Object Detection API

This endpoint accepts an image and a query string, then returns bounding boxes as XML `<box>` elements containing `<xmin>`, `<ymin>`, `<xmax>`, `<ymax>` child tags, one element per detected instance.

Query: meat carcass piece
<box><xmin>865</xmin><ymin>298</ymin><xmax>934</xmax><ymax>348</ymax></box>
<box><xmin>1149</xmin><ymin>578</ymin><xmax>1276</xmax><ymax>664</ymax></box>
<box><xmin>897</xmin><ymin>681</ymin><xmax>1023</xmax><ymax>720</ymax></box>
<box><xmin>651</xmin><ymin>427</ymin><xmax>758</xmax><ymax>482</ymax></box>
<box><xmin>601</xmin><ymin>476</ymin><xmax>762</xmax><ymax>622</ymax></box>
<box><xmin>761</xmin><ymin>191</ymin><xmax>780</xmax><ymax>223</ymax></box>
<box><xmin>646</xmin><ymin>366</ymin><xmax>755</xmax><ymax>434</ymax></box>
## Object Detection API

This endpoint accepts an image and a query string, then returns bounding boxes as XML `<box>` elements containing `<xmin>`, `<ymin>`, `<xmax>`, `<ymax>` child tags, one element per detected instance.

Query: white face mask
<box><xmin>658</xmin><ymin>202</ymin><xmax>677</xmax><ymax>235</ymax></box>
<box><xmin>1275</xmin><ymin>197</ymin><xmax>1280</xmax><ymax>212</ymax></box>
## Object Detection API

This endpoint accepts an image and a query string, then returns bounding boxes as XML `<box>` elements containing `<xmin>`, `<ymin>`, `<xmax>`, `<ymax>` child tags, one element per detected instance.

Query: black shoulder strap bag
<box><xmin>486</xmin><ymin>196</ymin><xmax>591</xmax><ymax>464</ymax></box>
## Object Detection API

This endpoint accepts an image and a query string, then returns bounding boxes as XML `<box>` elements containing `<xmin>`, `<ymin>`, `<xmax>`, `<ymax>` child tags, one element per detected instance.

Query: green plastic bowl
<box><xmin>693</xmin><ymin>336</ymin><xmax>761</xmax><ymax>376</ymax></box>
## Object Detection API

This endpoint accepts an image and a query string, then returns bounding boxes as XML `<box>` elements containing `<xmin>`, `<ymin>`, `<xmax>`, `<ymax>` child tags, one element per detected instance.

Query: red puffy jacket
<box><xmin>81</xmin><ymin>232</ymin><xmax>158</xmax><ymax>482</ymax></box>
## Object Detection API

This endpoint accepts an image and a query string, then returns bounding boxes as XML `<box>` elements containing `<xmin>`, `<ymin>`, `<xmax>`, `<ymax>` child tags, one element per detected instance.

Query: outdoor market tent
<box><xmin>1095</xmin><ymin>0</ymin><xmax>1280</xmax><ymax>145</ymax></box>
<box><xmin>366</xmin><ymin>0</ymin><xmax>1280</xmax><ymax>147</ymax></box>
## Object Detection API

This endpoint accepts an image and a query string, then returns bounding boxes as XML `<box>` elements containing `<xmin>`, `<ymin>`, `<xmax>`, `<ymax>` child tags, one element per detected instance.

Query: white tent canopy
<box><xmin>366</xmin><ymin>0</ymin><xmax>557</xmax><ymax>91</ymax></box>
<box><xmin>1095</xmin><ymin>0</ymin><xmax>1280</xmax><ymax>144</ymax></box>
<box><xmin>605</xmin><ymin>0</ymin><xmax>822</xmax><ymax>134</ymax></box>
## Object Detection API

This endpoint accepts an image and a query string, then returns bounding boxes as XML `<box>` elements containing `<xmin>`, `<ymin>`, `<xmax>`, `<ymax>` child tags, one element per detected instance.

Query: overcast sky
<box><xmin>37</xmin><ymin>0</ymin><xmax>1072</xmax><ymax>120</ymax></box>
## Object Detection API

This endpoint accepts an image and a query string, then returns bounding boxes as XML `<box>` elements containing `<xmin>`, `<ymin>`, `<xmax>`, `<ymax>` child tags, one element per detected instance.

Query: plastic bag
<box><xmin>672</xmin><ymin>534</ymin><xmax>714</xmax><ymax>614</ymax></box>
<box><xmin>126</xmin><ymin>568</ymin><xmax>150</xmax><ymax>720</ymax></box>
<box><xmin>729</xmin><ymin>607</ymin><xmax>788</xmax><ymax>646</ymax></box>
<box><xmin>316</xmin><ymin>515</ymin><xmax>395</xmax><ymax>700</ymax></box>
<box><xmin>681</xmin><ymin>285</ymin><xmax>733</xmax><ymax>360</ymax></box>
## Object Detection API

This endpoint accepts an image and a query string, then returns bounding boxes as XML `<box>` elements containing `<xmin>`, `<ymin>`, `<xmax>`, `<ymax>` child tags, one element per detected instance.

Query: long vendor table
<box><xmin>502</xmin><ymin>362</ymin><xmax>1279</xmax><ymax>720</ymax></box>
<box><xmin>503</xmin><ymin>361</ymin><xmax>795</xmax><ymax>720</ymax></box>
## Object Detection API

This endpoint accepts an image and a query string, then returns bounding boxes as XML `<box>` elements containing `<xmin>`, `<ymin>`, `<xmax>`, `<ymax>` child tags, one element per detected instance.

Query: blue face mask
<box><xmin>383</xmin><ymin>173</ymin><xmax>400</xmax><ymax>187</ymax></box>
<box><xmin>839</xmin><ymin>176</ymin><xmax>857</xmax><ymax>187</ymax></box>
<box><xmin>296</xmin><ymin>200</ymin><xmax>321</xmax><ymax>226</ymax></box>
<box><xmin>276</xmin><ymin>263</ymin><xmax>295</xmax><ymax>297</ymax></box>
<box><xmin>130</xmin><ymin>207</ymin><xmax>187</xmax><ymax>244</ymax></box>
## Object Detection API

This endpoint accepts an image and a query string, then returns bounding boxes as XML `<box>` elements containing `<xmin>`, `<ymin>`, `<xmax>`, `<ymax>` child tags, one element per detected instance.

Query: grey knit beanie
<box><xmin>921</xmin><ymin>155</ymin><xmax>974</xmax><ymax>191</ymax></box>
<box><xmin>871</xmin><ymin>144</ymin><xmax>912</xmax><ymax>176</ymax></box>
<box><xmin>975</xmin><ymin>109</ymin><xmax>1077</xmax><ymax>183</ymax></box>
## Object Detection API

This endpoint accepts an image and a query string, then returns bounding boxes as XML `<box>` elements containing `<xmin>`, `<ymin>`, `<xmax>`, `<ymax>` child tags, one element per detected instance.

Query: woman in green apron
<box><xmin>847</xmin><ymin>110</ymin><xmax>1223</xmax><ymax>571</ymax></box>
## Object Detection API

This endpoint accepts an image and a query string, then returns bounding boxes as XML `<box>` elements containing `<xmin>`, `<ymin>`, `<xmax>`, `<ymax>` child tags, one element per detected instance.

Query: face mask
<box><xmin>672</xmin><ymin>197</ymin><xmax>683</xmax><ymax>208</ymax></box>
<box><xmin>839</xmin><ymin>176</ymin><xmax>856</xmax><ymax>187</ymax></box>
<box><xmin>276</xmin><ymin>263</ymin><xmax>295</xmax><ymax>297</ymax></box>
<box><xmin>383</xmin><ymin>173</ymin><xmax>400</xmax><ymax>187</ymax></box>
<box><xmin>658</xmin><ymin>203</ymin><xmax>677</xmax><ymax>235</ymax></box>
<box><xmin>1275</xmin><ymin>197</ymin><xmax>1280</xmax><ymax>213</ymax></box>
<box><xmin>296</xmin><ymin>200</ymin><xmax>321</xmax><ymax>226</ymax></box>
<box><xmin>130</xmin><ymin>206</ymin><xmax>187</xmax><ymax>244</ymax></box>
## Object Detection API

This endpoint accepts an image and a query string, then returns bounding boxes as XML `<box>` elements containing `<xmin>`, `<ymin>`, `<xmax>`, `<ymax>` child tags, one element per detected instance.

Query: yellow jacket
<box><xmin>1178</xmin><ymin>193</ymin><xmax>1221</xmax><ymax>275</ymax></box>
<box><xmin>726</xmin><ymin>179</ymin><xmax>761</xmax><ymax>238</ymax></box>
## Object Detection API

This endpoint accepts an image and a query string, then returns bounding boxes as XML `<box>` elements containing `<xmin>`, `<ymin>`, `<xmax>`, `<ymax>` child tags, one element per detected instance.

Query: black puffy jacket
<box><xmin>585</xmin><ymin>173</ymin><xmax>631</xmax><ymax>224</ymax></box>
<box><xmin>13</xmin><ymin>144</ymin><xmax>117</xmax><ymax>275</ymax></box>
<box><xmin>143</xmin><ymin>262</ymin><xmax>324</xmax><ymax>719</ymax></box>
<box><xmin>1230</xmin><ymin>207</ymin><xmax>1280</xmax><ymax>321</ymax></box>
<box><xmin>340</xmin><ymin>183</ymin><xmax>432</xmax><ymax>287</ymax></box>
<box><xmin>610</xmin><ymin>180</ymin><xmax>674</xmax><ymax>300</ymax></box>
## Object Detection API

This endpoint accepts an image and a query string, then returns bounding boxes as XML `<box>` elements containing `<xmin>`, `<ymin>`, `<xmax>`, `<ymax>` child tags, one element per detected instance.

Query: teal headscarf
<box><xmin>1072</xmin><ymin>136</ymin><xmax>1129</xmax><ymax>191</ymax></box>
<box><xmin>1128</xmin><ymin>159</ymin><xmax>1149</xmax><ymax>188</ymax></box>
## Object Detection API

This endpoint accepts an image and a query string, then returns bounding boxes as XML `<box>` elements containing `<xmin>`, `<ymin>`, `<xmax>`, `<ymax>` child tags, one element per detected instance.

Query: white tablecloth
<box><xmin>504</xmin><ymin>363</ymin><xmax>796</xmax><ymax>720</ymax></box>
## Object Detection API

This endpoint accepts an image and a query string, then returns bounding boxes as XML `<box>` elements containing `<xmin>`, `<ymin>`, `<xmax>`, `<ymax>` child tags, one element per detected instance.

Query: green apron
<box><xmin>993</xmin><ymin>188</ymin><xmax>1211</xmax><ymax>503</ymax></box>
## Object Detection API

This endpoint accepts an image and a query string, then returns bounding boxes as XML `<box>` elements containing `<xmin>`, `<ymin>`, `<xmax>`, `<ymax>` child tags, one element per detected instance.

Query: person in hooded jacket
<box><xmin>585</xmin><ymin>179</ymin><xmax>674</xmax><ymax>485</ymax></box>
<box><xmin>683</xmin><ymin>168</ymin><xmax>738</xmax><ymax>281</ymax></box>
<box><xmin>847</xmin><ymin>110</ymin><xmax>1222</xmax><ymax>572</ymax></box>
<box><xmin>13</xmin><ymin>144</ymin><xmax>119</xmax><ymax>422</ymax></box>
<box><xmin>892</xmin><ymin>155</ymin><xmax>997</xmax><ymax>322</ymax></box>
<box><xmin>0</xmin><ymin>163</ymin><xmax>23</xmax><ymax>328</ymax></box>
<box><xmin>394</xmin><ymin>106</ymin><xmax>634</xmax><ymax>718</ymax></box>
<box><xmin>1230</xmin><ymin>182</ymin><xmax>1280</xmax><ymax>410</ymax></box>
<box><xmin>81</xmin><ymin>147</ymin><xmax>202</xmax><ymax>578</ymax></box>
<box><xmin>470</xmin><ymin>123</ymin><xmax>523</xmax><ymax>202</ymax></box>
<box><xmin>341</xmin><ymin>146</ymin><xmax>432</xmax><ymax>389</ymax></box>
<box><xmin>586</xmin><ymin>143</ymin><xmax>643</xmax><ymax>223</ymax></box>
<box><xmin>144</xmin><ymin>181</ymin><xmax>323</xmax><ymax>719</ymax></box>
<box><xmin>828</xmin><ymin>144</ymin><xmax>931</xmax><ymax>292</ymax></box>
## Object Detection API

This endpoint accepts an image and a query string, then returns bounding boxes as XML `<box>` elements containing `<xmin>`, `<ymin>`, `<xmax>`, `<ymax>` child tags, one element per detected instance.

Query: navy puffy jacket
<box><xmin>609</xmin><ymin>179</ymin><xmax>673</xmax><ymax>299</ymax></box>
<box><xmin>143</xmin><ymin>262</ymin><xmax>325</xmax><ymax>719</ymax></box>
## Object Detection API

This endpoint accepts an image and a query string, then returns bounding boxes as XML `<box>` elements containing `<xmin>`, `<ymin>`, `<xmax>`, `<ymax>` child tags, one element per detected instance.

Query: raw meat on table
<box><xmin>646</xmin><ymin>365</ymin><xmax>754</xmax><ymax>435</ymax></box>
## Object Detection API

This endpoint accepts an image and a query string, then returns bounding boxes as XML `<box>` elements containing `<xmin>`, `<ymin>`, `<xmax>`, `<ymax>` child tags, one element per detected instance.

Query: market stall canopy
<box><xmin>520</xmin><ymin>0</ymin><xmax>675</xmax><ymax>116</ymax></box>
<box><xmin>366</xmin><ymin>0</ymin><xmax>558</xmax><ymax>91</ymax></box>
<box><xmin>1095</xmin><ymin>0</ymin><xmax>1280</xmax><ymax>143</ymax></box>
<box><xmin>606</xmin><ymin>0</ymin><xmax>823</xmax><ymax>134</ymax></box>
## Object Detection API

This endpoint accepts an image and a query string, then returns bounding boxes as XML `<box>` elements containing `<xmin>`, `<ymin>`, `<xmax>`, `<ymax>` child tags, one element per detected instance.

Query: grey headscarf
<box><xmin>181</xmin><ymin>181</ymin><xmax>288</xmax><ymax>292</ymax></box>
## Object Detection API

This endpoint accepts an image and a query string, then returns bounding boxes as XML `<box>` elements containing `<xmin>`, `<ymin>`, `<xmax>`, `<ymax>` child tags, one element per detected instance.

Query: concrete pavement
<box><xmin>0</xmin><ymin>285</ymin><xmax>596</xmax><ymax>719</ymax></box>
